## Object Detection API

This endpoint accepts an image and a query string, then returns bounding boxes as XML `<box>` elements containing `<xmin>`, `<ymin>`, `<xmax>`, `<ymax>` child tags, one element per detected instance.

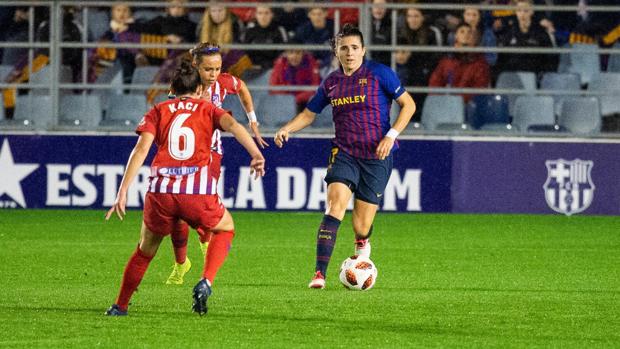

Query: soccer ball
<box><xmin>339</xmin><ymin>255</ymin><xmax>378</xmax><ymax>291</ymax></box>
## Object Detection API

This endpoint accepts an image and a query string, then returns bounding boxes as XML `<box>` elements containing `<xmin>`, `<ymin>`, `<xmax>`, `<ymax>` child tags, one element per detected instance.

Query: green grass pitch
<box><xmin>0</xmin><ymin>210</ymin><xmax>618</xmax><ymax>348</ymax></box>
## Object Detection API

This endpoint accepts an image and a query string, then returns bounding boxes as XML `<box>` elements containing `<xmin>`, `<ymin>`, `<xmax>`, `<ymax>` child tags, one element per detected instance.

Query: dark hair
<box><xmin>331</xmin><ymin>23</ymin><xmax>365</xmax><ymax>51</ymax></box>
<box><xmin>190</xmin><ymin>42</ymin><xmax>221</xmax><ymax>62</ymax></box>
<box><xmin>170</xmin><ymin>60</ymin><xmax>202</xmax><ymax>95</ymax></box>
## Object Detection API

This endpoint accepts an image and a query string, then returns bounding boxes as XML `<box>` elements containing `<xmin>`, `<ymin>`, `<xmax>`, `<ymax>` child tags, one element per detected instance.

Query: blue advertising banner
<box><xmin>0</xmin><ymin>134</ymin><xmax>451</xmax><ymax>213</ymax></box>
<box><xmin>0</xmin><ymin>133</ymin><xmax>617</xmax><ymax>215</ymax></box>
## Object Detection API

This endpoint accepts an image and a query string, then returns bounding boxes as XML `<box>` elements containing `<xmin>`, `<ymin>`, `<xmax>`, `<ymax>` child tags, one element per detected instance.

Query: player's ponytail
<box><xmin>171</xmin><ymin>60</ymin><xmax>202</xmax><ymax>96</ymax></box>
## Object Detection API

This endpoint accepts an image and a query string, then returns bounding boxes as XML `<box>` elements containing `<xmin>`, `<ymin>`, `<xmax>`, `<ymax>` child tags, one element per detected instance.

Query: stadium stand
<box><xmin>421</xmin><ymin>95</ymin><xmax>465</xmax><ymax>131</ymax></box>
<box><xmin>100</xmin><ymin>94</ymin><xmax>148</xmax><ymax>128</ymax></box>
<box><xmin>468</xmin><ymin>95</ymin><xmax>510</xmax><ymax>130</ymax></box>
<box><xmin>59</xmin><ymin>95</ymin><xmax>103</xmax><ymax>128</ymax></box>
<box><xmin>588</xmin><ymin>73</ymin><xmax>620</xmax><ymax>116</ymax></box>
<box><xmin>558</xmin><ymin>97</ymin><xmax>602</xmax><ymax>135</ymax></box>
<box><xmin>512</xmin><ymin>96</ymin><xmax>556</xmax><ymax>133</ymax></box>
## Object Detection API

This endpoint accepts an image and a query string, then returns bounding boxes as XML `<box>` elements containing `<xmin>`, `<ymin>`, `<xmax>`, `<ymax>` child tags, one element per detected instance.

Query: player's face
<box><xmin>406</xmin><ymin>9</ymin><xmax>424</xmax><ymax>30</ymax></box>
<box><xmin>195</xmin><ymin>54</ymin><xmax>222</xmax><ymax>86</ymax></box>
<box><xmin>255</xmin><ymin>6</ymin><xmax>273</xmax><ymax>28</ymax></box>
<box><xmin>336</xmin><ymin>35</ymin><xmax>366</xmax><ymax>73</ymax></box>
<box><xmin>463</xmin><ymin>8</ymin><xmax>480</xmax><ymax>27</ymax></box>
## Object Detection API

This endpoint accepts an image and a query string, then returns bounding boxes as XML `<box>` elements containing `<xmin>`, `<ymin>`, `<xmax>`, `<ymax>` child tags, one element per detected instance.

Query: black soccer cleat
<box><xmin>105</xmin><ymin>304</ymin><xmax>127</xmax><ymax>316</ymax></box>
<box><xmin>192</xmin><ymin>279</ymin><xmax>212</xmax><ymax>316</ymax></box>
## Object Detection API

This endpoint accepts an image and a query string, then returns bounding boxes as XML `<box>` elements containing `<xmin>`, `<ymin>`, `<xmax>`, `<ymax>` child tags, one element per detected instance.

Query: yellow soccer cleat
<box><xmin>199</xmin><ymin>241</ymin><xmax>209</xmax><ymax>257</ymax></box>
<box><xmin>165</xmin><ymin>257</ymin><xmax>192</xmax><ymax>285</ymax></box>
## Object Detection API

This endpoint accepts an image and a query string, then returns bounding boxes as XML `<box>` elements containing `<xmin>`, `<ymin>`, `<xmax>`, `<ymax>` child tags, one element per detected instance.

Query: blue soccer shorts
<box><xmin>324</xmin><ymin>147</ymin><xmax>393</xmax><ymax>205</ymax></box>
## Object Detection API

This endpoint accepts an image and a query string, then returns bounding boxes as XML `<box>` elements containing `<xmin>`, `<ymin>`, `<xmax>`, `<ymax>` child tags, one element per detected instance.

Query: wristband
<box><xmin>246</xmin><ymin>110</ymin><xmax>258</xmax><ymax>123</ymax></box>
<box><xmin>386</xmin><ymin>128</ymin><xmax>399</xmax><ymax>139</ymax></box>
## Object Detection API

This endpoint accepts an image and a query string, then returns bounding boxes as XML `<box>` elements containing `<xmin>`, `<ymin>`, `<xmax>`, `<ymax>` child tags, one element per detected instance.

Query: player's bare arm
<box><xmin>219</xmin><ymin>113</ymin><xmax>266</xmax><ymax>178</ymax></box>
<box><xmin>105</xmin><ymin>132</ymin><xmax>155</xmax><ymax>221</ymax></box>
<box><xmin>274</xmin><ymin>108</ymin><xmax>317</xmax><ymax>148</ymax></box>
<box><xmin>375</xmin><ymin>92</ymin><xmax>416</xmax><ymax>160</ymax></box>
<box><xmin>238</xmin><ymin>80</ymin><xmax>269</xmax><ymax>148</ymax></box>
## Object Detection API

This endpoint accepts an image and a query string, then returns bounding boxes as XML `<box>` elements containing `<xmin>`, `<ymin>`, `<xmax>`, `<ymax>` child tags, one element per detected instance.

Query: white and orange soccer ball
<box><xmin>339</xmin><ymin>255</ymin><xmax>378</xmax><ymax>291</ymax></box>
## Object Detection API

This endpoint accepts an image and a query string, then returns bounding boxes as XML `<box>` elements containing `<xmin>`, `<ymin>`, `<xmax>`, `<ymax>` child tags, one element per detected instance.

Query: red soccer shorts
<box><xmin>143</xmin><ymin>192</ymin><xmax>225</xmax><ymax>236</ymax></box>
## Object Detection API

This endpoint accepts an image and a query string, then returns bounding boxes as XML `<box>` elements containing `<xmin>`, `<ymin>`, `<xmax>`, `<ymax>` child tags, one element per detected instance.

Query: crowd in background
<box><xmin>0</xmin><ymin>0</ymin><xmax>618</xmax><ymax>123</ymax></box>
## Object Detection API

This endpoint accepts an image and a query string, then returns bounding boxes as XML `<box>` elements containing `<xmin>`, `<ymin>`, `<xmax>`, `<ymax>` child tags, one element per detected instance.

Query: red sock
<box><xmin>202</xmin><ymin>230</ymin><xmax>234</xmax><ymax>284</ymax></box>
<box><xmin>115</xmin><ymin>247</ymin><xmax>154</xmax><ymax>311</ymax></box>
<box><xmin>171</xmin><ymin>222</ymin><xmax>189</xmax><ymax>264</ymax></box>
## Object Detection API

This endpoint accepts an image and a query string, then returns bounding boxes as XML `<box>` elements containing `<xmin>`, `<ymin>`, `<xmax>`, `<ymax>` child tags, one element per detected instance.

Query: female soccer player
<box><xmin>165</xmin><ymin>42</ymin><xmax>269</xmax><ymax>285</ymax></box>
<box><xmin>105</xmin><ymin>62</ymin><xmax>265</xmax><ymax>316</ymax></box>
<box><xmin>274</xmin><ymin>24</ymin><xmax>416</xmax><ymax>289</ymax></box>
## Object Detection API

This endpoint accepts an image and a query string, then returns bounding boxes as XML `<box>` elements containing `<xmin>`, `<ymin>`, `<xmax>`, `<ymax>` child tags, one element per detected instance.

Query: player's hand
<box><xmin>249</xmin><ymin>155</ymin><xmax>266</xmax><ymax>179</ymax></box>
<box><xmin>375</xmin><ymin>137</ymin><xmax>395</xmax><ymax>160</ymax></box>
<box><xmin>249</xmin><ymin>121</ymin><xmax>269</xmax><ymax>149</ymax></box>
<box><xmin>105</xmin><ymin>192</ymin><xmax>127</xmax><ymax>221</ymax></box>
<box><xmin>274</xmin><ymin>128</ymin><xmax>290</xmax><ymax>148</ymax></box>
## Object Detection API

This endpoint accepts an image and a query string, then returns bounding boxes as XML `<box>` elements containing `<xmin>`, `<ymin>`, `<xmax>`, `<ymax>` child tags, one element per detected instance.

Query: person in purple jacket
<box><xmin>274</xmin><ymin>24</ymin><xmax>416</xmax><ymax>289</ymax></box>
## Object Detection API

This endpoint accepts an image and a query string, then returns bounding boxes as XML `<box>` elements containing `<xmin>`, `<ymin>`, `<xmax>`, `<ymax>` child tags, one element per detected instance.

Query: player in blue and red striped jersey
<box><xmin>274</xmin><ymin>24</ymin><xmax>416</xmax><ymax>289</ymax></box>
<box><xmin>104</xmin><ymin>61</ymin><xmax>265</xmax><ymax>316</ymax></box>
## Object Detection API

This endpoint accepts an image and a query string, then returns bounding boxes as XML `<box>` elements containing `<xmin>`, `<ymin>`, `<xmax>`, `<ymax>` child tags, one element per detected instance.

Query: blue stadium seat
<box><xmin>540</xmin><ymin>72</ymin><xmax>581</xmax><ymax>116</ymax></box>
<box><xmin>86</xmin><ymin>8</ymin><xmax>110</xmax><ymax>41</ymax></box>
<box><xmin>0</xmin><ymin>65</ymin><xmax>13</xmax><ymax>81</ymax></box>
<box><xmin>314</xmin><ymin>105</ymin><xmax>333</xmax><ymax>128</ymax></box>
<box><xmin>221</xmin><ymin>95</ymin><xmax>248</xmax><ymax>122</ymax></box>
<box><xmin>29</xmin><ymin>65</ymin><xmax>73</xmax><ymax>95</ymax></box>
<box><xmin>567</xmin><ymin>43</ymin><xmax>601</xmax><ymax>85</ymax></box>
<box><xmin>608</xmin><ymin>43</ymin><xmax>620</xmax><ymax>72</ymax></box>
<box><xmin>256</xmin><ymin>94</ymin><xmax>297</xmax><ymax>128</ymax></box>
<box><xmin>59</xmin><ymin>95</ymin><xmax>103</xmax><ymax>128</ymax></box>
<box><xmin>587</xmin><ymin>73</ymin><xmax>620</xmax><ymax>116</ymax></box>
<box><xmin>421</xmin><ymin>95</ymin><xmax>465</xmax><ymax>131</ymax></box>
<box><xmin>130</xmin><ymin>66</ymin><xmax>160</xmax><ymax>94</ymax></box>
<box><xmin>558</xmin><ymin>97</ymin><xmax>601</xmax><ymax>135</ymax></box>
<box><xmin>101</xmin><ymin>94</ymin><xmax>148</xmax><ymax>128</ymax></box>
<box><xmin>467</xmin><ymin>95</ymin><xmax>510</xmax><ymax>130</ymax></box>
<box><xmin>512</xmin><ymin>96</ymin><xmax>555</xmax><ymax>132</ymax></box>
<box><xmin>496</xmin><ymin>71</ymin><xmax>537</xmax><ymax>116</ymax></box>
<box><xmin>13</xmin><ymin>95</ymin><xmax>53</xmax><ymax>129</ymax></box>
<box><xmin>93</xmin><ymin>62</ymin><xmax>123</xmax><ymax>112</ymax></box>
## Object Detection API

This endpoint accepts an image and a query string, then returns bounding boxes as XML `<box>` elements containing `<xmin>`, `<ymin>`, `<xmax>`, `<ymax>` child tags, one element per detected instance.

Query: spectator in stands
<box><xmin>326</xmin><ymin>0</ymin><xmax>365</xmax><ymax>26</ymax></box>
<box><xmin>0</xmin><ymin>7</ymin><xmax>30</xmax><ymax>66</ymax></box>
<box><xmin>429</xmin><ymin>23</ymin><xmax>491</xmax><ymax>102</ymax></box>
<box><xmin>227</xmin><ymin>0</ymin><xmax>259</xmax><ymax>23</ymax></box>
<box><xmin>447</xmin><ymin>7</ymin><xmax>498</xmax><ymax>66</ymax></box>
<box><xmin>244</xmin><ymin>5</ymin><xmax>288</xmax><ymax>72</ymax></box>
<box><xmin>273</xmin><ymin>0</ymin><xmax>309</xmax><ymax>39</ymax></box>
<box><xmin>398</xmin><ymin>7</ymin><xmax>442</xmax><ymax>121</ymax></box>
<box><xmin>369</xmin><ymin>0</ymin><xmax>393</xmax><ymax>66</ymax></box>
<box><xmin>294</xmin><ymin>7</ymin><xmax>334</xmax><ymax>68</ymax></box>
<box><xmin>269</xmin><ymin>40</ymin><xmax>321</xmax><ymax>113</ymax></box>
<box><xmin>496</xmin><ymin>0</ymin><xmax>557</xmax><ymax>78</ymax></box>
<box><xmin>394</xmin><ymin>49</ymin><xmax>414</xmax><ymax>86</ymax></box>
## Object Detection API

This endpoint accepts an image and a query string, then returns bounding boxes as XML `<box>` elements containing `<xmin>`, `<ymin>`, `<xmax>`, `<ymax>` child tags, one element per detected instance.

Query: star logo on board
<box><xmin>0</xmin><ymin>138</ymin><xmax>39</xmax><ymax>208</ymax></box>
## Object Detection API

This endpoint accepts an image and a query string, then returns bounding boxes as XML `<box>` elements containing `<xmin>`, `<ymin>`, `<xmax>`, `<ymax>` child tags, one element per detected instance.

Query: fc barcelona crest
<box><xmin>358</xmin><ymin>78</ymin><xmax>367</xmax><ymax>86</ymax></box>
<box><xmin>543</xmin><ymin>159</ymin><xmax>595</xmax><ymax>216</ymax></box>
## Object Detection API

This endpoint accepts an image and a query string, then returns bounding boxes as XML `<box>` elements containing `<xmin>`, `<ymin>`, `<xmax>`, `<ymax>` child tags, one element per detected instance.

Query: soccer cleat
<box><xmin>308</xmin><ymin>271</ymin><xmax>326</xmax><ymax>289</ymax></box>
<box><xmin>165</xmin><ymin>257</ymin><xmax>192</xmax><ymax>285</ymax></box>
<box><xmin>354</xmin><ymin>238</ymin><xmax>371</xmax><ymax>258</ymax></box>
<box><xmin>192</xmin><ymin>278</ymin><xmax>212</xmax><ymax>316</ymax></box>
<box><xmin>105</xmin><ymin>304</ymin><xmax>127</xmax><ymax>316</ymax></box>
<box><xmin>199</xmin><ymin>241</ymin><xmax>209</xmax><ymax>257</ymax></box>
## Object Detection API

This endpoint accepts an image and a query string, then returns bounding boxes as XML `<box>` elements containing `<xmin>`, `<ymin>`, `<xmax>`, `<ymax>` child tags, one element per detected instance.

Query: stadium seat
<box><xmin>29</xmin><ymin>65</ymin><xmax>73</xmax><ymax>95</ymax></box>
<box><xmin>59</xmin><ymin>95</ymin><xmax>103</xmax><ymax>128</ymax></box>
<box><xmin>92</xmin><ymin>62</ymin><xmax>124</xmax><ymax>112</ymax></box>
<box><xmin>558</xmin><ymin>97</ymin><xmax>601</xmax><ymax>135</ymax></box>
<box><xmin>556</xmin><ymin>44</ymin><xmax>571</xmax><ymax>73</ymax></box>
<box><xmin>314</xmin><ymin>105</ymin><xmax>333</xmax><ymax>128</ymax></box>
<box><xmin>221</xmin><ymin>95</ymin><xmax>248</xmax><ymax>122</ymax></box>
<box><xmin>13</xmin><ymin>95</ymin><xmax>53</xmax><ymax>129</ymax></box>
<box><xmin>0</xmin><ymin>65</ymin><xmax>13</xmax><ymax>81</ymax></box>
<box><xmin>389</xmin><ymin>102</ymin><xmax>400</xmax><ymax>124</ymax></box>
<box><xmin>101</xmin><ymin>94</ymin><xmax>148</xmax><ymax>127</ymax></box>
<box><xmin>421</xmin><ymin>95</ymin><xmax>465</xmax><ymax>131</ymax></box>
<box><xmin>256</xmin><ymin>94</ymin><xmax>297</xmax><ymax>128</ymax></box>
<box><xmin>467</xmin><ymin>94</ymin><xmax>510</xmax><ymax>130</ymax></box>
<box><xmin>567</xmin><ymin>43</ymin><xmax>601</xmax><ymax>85</ymax></box>
<box><xmin>130</xmin><ymin>66</ymin><xmax>160</xmax><ymax>94</ymax></box>
<box><xmin>608</xmin><ymin>43</ymin><xmax>620</xmax><ymax>72</ymax></box>
<box><xmin>540</xmin><ymin>72</ymin><xmax>581</xmax><ymax>116</ymax></box>
<box><xmin>587</xmin><ymin>73</ymin><xmax>620</xmax><ymax>116</ymax></box>
<box><xmin>512</xmin><ymin>96</ymin><xmax>556</xmax><ymax>132</ymax></box>
<box><xmin>133</xmin><ymin>9</ymin><xmax>160</xmax><ymax>21</ymax></box>
<box><xmin>86</xmin><ymin>8</ymin><xmax>110</xmax><ymax>41</ymax></box>
<box><xmin>496</xmin><ymin>71</ymin><xmax>537</xmax><ymax>116</ymax></box>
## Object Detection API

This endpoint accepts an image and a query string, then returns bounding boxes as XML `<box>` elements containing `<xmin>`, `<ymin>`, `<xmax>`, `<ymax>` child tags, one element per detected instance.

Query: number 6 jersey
<box><xmin>136</xmin><ymin>97</ymin><xmax>228</xmax><ymax>195</ymax></box>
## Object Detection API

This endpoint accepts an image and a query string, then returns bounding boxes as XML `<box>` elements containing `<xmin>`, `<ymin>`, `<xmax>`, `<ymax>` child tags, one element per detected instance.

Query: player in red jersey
<box><xmin>104</xmin><ymin>62</ymin><xmax>265</xmax><ymax>316</ymax></box>
<box><xmin>165</xmin><ymin>42</ymin><xmax>269</xmax><ymax>285</ymax></box>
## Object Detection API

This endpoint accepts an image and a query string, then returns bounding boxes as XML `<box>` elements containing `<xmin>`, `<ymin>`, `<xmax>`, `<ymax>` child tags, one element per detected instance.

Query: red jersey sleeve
<box><xmin>212</xmin><ymin>105</ymin><xmax>229</xmax><ymax>131</ymax></box>
<box><xmin>218</xmin><ymin>73</ymin><xmax>242</xmax><ymax>94</ymax></box>
<box><xmin>135</xmin><ymin>107</ymin><xmax>159</xmax><ymax>135</ymax></box>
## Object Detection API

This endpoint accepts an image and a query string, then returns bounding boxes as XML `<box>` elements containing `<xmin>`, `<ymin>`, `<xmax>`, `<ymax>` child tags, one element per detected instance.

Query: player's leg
<box><xmin>166</xmin><ymin>220</ymin><xmax>192</xmax><ymax>285</ymax></box>
<box><xmin>351</xmin><ymin>154</ymin><xmax>394</xmax><ymax>257</ymax></box>
<box><xmin>106</xmin><ymin>222</ymin><xmax>164</xmax><ymax>315</ymax></box>
<box><xmin>309</xmin><ymin>147</ymin><xmax>358</xmax><ymax>288</ymax></box>
<box><xmin>197</xmin><ymin>229</ymin><xmax>212</xmax><ymax>257</ymax></box>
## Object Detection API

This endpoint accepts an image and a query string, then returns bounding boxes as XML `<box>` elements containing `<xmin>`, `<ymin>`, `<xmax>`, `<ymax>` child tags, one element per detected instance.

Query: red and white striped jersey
<box><xmin>200</xmin><ymin>73</ymin><xmax>243</xmax><ymax>155</ymax></box>
<box><xmin>136</xmin><ymin>97</ymin><xmax>228</xmax><ymax>195</ymax></box>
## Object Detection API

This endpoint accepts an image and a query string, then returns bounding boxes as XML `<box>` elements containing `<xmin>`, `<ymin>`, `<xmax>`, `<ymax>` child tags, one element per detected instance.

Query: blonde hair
<box><xmin>198</xmin><ymin>5</ymin><xmax>233</xmax><ymax>46</ymax></box>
